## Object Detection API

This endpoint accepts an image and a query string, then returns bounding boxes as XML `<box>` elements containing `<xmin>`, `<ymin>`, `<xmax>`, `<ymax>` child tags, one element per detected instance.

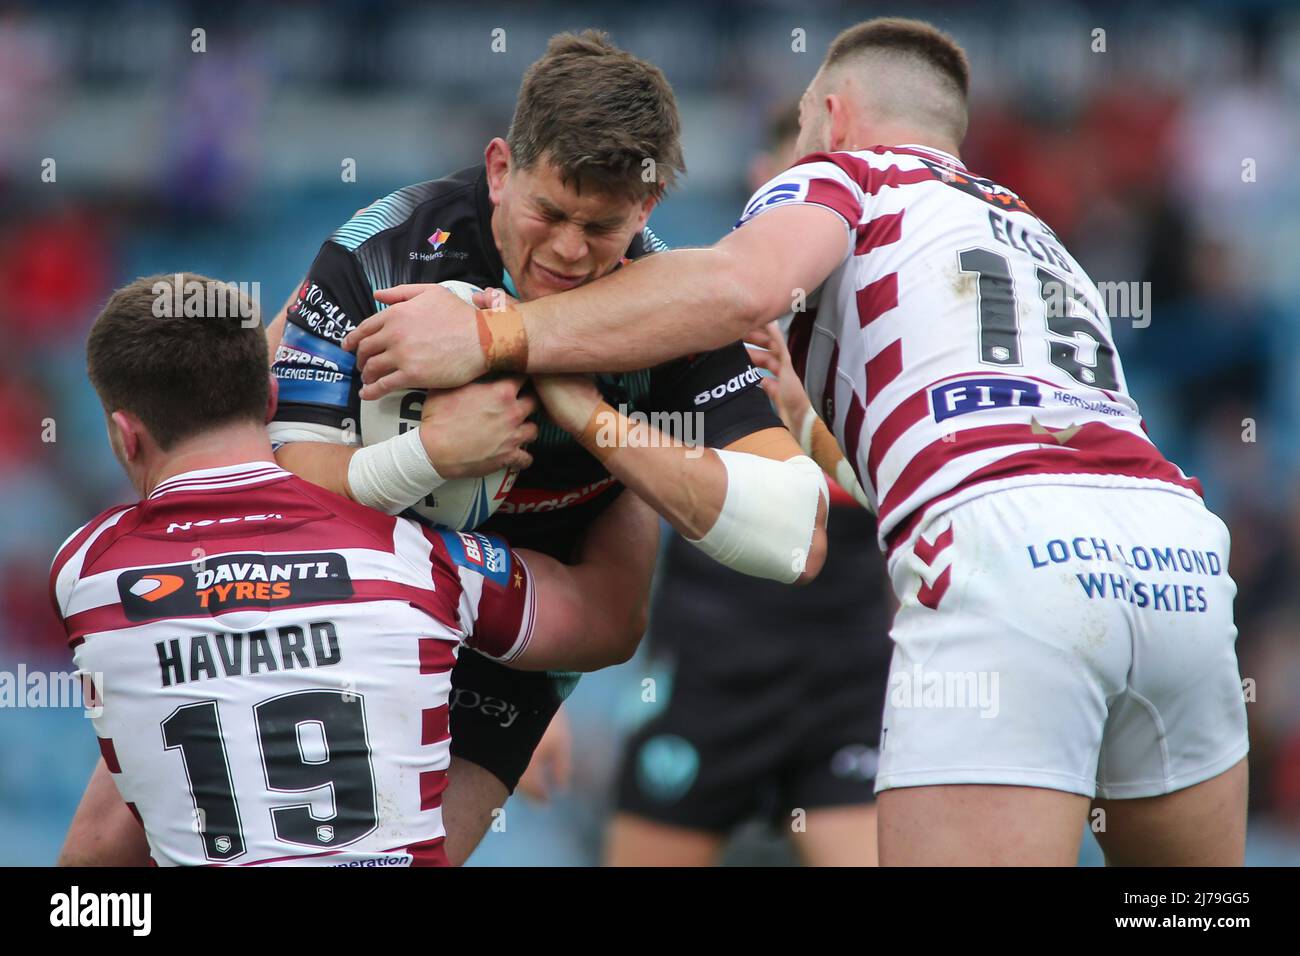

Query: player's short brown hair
<box><xmin>87</xmin><ymin>273</ymin><xmax>268</xmax><ymax>450</ymax></box>
<box><xmin>824</xmin><ymin>17</ymin><xmax>970</xmax><ymax>100</ymax></box>
<box><xmin>507</xmin><ymin>30</ymin><xmax>684</xmax><ymax>201</ymax></box>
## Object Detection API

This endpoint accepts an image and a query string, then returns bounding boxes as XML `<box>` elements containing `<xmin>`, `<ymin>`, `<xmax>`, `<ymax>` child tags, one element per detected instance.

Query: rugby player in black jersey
<box><xmin>263</xmin><ymin>32</ymin><xmax>829</xmax><ymax>865</ymax></box>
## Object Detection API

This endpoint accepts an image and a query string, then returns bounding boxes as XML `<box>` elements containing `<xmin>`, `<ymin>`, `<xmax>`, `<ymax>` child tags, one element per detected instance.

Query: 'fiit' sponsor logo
<box><xmin>50</xmin><ymin>886</ymin><xmax>151</xmax><ymax>936</ymax></box>
<box><xmin>118</xmin><ymin>553</ymin><xmax>353</xmax><ymax>621</ymax></box>
<box><xmin>930</xmin><ymin>377</ymin><xmax>1041</xmax><ymax>423</ymax></box>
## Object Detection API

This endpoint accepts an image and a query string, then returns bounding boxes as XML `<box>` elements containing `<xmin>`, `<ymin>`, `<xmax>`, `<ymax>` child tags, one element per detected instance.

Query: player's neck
<box><xmin>138</xmin><ymin>424</ymin><xmax>277</xmax><ymax>498</ymax></box>
<box><xmin>839</xmin><ymin>125</ymin><xmax>962</xmax><ymax>162</ymax></box>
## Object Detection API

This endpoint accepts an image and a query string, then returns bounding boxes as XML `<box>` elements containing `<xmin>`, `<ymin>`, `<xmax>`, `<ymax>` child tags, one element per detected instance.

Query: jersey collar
<box><xmin>893</xmin><ymin>143</ymin><xmax>967</xmax><ymax>171</ymax></box>
<box><xmin>149</xmin><ymin>461</ymin><xmax>291</xmax><ymax>500</ymax></box>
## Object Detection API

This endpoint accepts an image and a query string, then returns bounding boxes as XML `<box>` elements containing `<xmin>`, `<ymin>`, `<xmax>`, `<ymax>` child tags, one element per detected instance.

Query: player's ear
<box><xmin>265</xmin><ymin>374</ymin><xmax>279</xmax><ymax>424</ymax></box>
<box><xmin>484</xmin><ymin>138</ymin><xmax>511</xmax><ymax>201</ymax></box>
<box><xmin>826</xmin><ymin>92</ymin><xmax>853</xmax><ymax>152</ymax></box>
<box><xmin>635</xmin><ymin>194</ymin><xmax>657</xmax><ymax>229</ymax></box>
<box><xmin>109</xmin><ymin>410</ymin><xmax>142</xmax><ymax>463</ymax></box>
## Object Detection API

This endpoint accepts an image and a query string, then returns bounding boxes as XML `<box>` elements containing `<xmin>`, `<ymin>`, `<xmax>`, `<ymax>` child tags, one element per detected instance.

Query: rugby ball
<box><xmin>358</xmin><ymin>280</ymin><xmax>518</xmax><ymax>530</ymax></box>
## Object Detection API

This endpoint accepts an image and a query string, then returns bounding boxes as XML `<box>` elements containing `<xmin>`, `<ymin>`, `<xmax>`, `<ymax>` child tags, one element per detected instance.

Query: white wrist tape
<box><xmin>795</xmin><ymin>407</ymin><xmax>873</xmax><ymax>513</ymax></box>
<box><xmin>687</xmin><ymin>451</ymin><xmax>826</xmax><ymax>583</ymax></box>
<box><xmin>833</xmin><ymin>459</ymin><xmax>874</xmax><ymax>512</ymax></box>
<box><xmin>796</xmin><ymin>407</ymin><xmax>817</xmax><ymax>456</ymax></box>
<box><xmin>347</xmin><ymin>428</ymin><xmax>445</xmax><ymax>515</ymax></box>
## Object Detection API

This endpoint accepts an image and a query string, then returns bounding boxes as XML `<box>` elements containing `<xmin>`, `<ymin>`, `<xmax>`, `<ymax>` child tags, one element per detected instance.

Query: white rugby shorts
<box><xmin>875</xmin><ymin>483</ymin><xmax>1249</xmax><ymax>799</ymax></box>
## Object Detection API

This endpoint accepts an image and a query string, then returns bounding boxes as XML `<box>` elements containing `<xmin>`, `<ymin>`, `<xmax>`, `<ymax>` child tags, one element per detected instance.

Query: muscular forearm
<box><xmin>571</xmin><ymin>407</ymin><xmax>828</xmax><ymax>584</ymax></box>
<box><xmin>569</xmin><ymin>489</ymin><xmax>659</xmax><ymax>650</ymax></box>
<box><xmin>345</xmin><ymin>204</ymin><xmax>848</xmax><ymax>394</ymax></box>
<box><xmin>800</xmin><ymin>410</ymin><xmax>873</xmax><ymax>512</ymax></box>
<box><xmin>575</xmin><ymin>401</ymin><xmax>727</xmax><ymax>540</ymax></box>
<box><xmin>514</xmin><ymin>206</ymin><xmax>849</xmax><ymax>376</ymax></box>
<box><xmin>519</xmin><ymin>248</ymin><xmax>766</xmax><ymax>374</ymax></box>
<box><xmin>515</xmin><ymin>490</ymin><xmax>659</xmax><ymax>671</ymax></box>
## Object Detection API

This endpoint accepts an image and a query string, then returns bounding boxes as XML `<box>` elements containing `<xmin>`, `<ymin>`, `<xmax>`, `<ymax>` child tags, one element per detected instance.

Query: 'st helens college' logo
<box><xmin>410</xmin><ymin>228</ymin><xmax>465</xmax><ymax>262</ymax></box>
<box><xmin>118</xmin><ymin>553</ymin><xmax>353</xmax><ymax>621</ymax></box>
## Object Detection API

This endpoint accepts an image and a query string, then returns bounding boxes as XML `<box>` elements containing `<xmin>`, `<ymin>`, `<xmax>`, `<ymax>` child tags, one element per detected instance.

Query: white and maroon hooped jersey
<box><xmin>49</xmin><ymin>462</ymin><xmax>536</xmax><ymax>867</ymax></box>
<box><xmin>738</xmin><ymin>145</ymin><xmax>1201</xmax><ymax>554</ymax></box>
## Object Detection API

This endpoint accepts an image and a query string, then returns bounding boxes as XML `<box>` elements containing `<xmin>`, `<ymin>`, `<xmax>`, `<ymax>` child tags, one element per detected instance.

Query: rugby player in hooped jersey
<box><xmin>265</xmin><ymin>31</ymin><xmax>829</xmax><ymax>866</ymax></box>
<box><xmin>347</xmin><ymin>19</ymin><xmax>1250</xmax><ymax>866</ymax></box>
<box><xmin>54</xmin><ymin>274</ymin><xmax>659</xmax><ymax>867</ymax></box>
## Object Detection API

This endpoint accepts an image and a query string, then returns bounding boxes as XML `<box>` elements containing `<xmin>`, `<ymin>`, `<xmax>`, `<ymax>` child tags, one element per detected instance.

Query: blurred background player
<box><xmin>53</xmin><ymin>273</ymin><xmax>658</xmax><ymax>866</ymax></box>
<box><xmin>602</xmin><ymin>107</ymin><xmax>892</xmax><ymax>866</ymax></box>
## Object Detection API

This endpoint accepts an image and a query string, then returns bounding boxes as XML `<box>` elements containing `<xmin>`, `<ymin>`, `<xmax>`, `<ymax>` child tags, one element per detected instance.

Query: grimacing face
<box><xmin>486</xmin><ymin>141</ymin><xmax>654</xmax><ymax>302</ymax></box>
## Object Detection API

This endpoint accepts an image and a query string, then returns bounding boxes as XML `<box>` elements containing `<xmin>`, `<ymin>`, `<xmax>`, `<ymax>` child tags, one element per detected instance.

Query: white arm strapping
<box><xmin>269</xmin><ymin>419</ymin><xmax>443</xmax><ymax>514</ymax></box>
<box><xmin>686</xmin><ymin>450</ymin><xmax>826</xmax><ymax>584</ymax></box>
<box><xmin>346</xmin><ymin>428</ymin><xmax>446</xmax><ymax>515</ymax></box>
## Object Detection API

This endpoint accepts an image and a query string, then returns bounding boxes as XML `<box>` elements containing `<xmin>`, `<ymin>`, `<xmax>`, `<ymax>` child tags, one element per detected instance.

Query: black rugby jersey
<box><xmin>272</xmin><ymin>165</ymin><xmax>780</xmax><ymax>558</ymax></box>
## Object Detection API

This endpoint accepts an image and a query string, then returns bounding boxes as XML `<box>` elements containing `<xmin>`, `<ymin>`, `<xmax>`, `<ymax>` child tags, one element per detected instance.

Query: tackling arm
<box><xmin>346</xmin><ymin>203</ymin><xmax>851</xmax><ymax>395</ymax></box>
<box><xmin>746</xmin><ymin>321</ymin><xmax>872</xmax><ymax>512</ymax></box>
<box><xmin>501</xmin><ymin>489</ymin><xmax>660</xmax><ymax>672</ymax></box>
<box><xmin>582</xmin><ymin>413</ymin><xmax>827</xmax><ymax>584</ymax></box>
<box><xmin>532</xmin><ymin>374</ymin><xmax>828</xmax><ymax>584</ymax></box>
<box><xmin>521</xmin><ymin>204</ymin><xmax>848</xmax><ymax>371</ymax></box>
